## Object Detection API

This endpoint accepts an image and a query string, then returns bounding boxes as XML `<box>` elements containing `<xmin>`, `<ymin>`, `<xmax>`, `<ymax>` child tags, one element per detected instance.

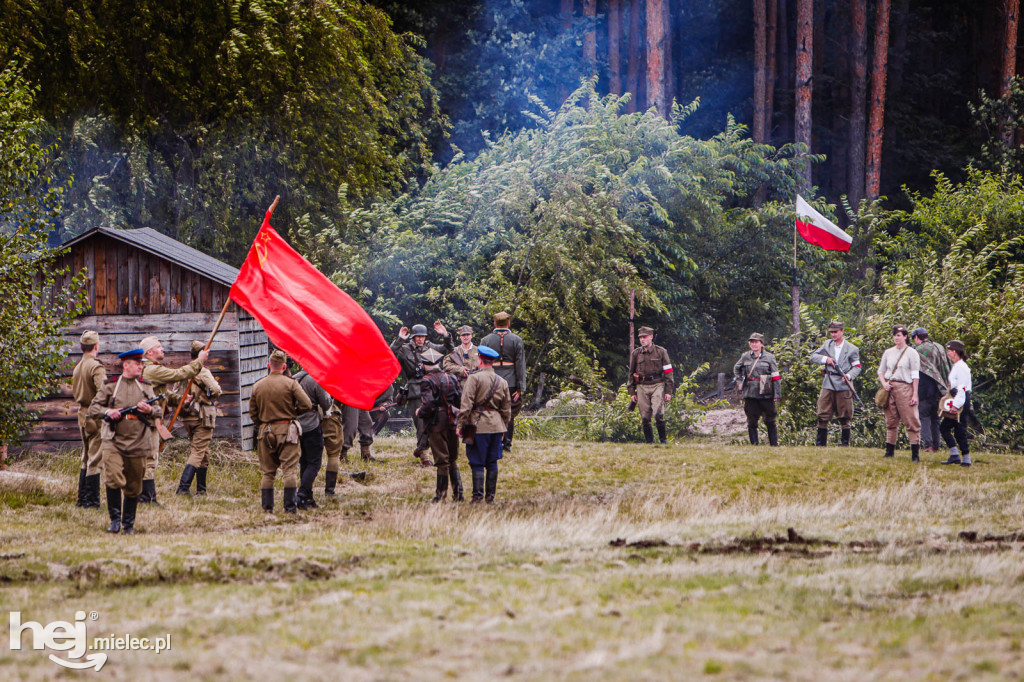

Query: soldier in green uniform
<box><xmin>443</xmin><ymin>325</ymin><xmax>480</xmax><ymax>386</ymax></box>
<box><xmin>249</xmin><ymin>349</ymin><xmax>313</xmax><ymax>513</ymax></box>
<box><xmin>627</xmin><ymin>326</ymin><xmax>674</xmax><ymax>444</ymax></box>
<box><xmin>391</xmin><ymin>322</ymin><xmax>454</xmax><ymax>466</ymax></box>
<box><xmin>480</xmin><ymin>312</ymin><xmax>526</xmax><ymax>453</ymax></box>
<box><xmin>88</xmin><ymin>349</ymin><xmax>157</xmax><ymax>534</ymax></box>
<box><xmin>72</xmin><ymin>330</ymin><xmax>106</xmax><ymax>508</ymax></box>
<box><xmin>417</xmin><ymin>349</ymin><xmax>464</xmax><ymax>502</ymax></box>
<box><xmin>733</xmin><ymin>333</ymin><xmax>782</xmax><ymax>446</ymax></box>
<box><xmin>139</xmin><ymin>335</ymin><xmax>209</xmax><ymax>504</ymax></box>
<box><xmin>175</xmin><ymin>341</ymin><xmax>222</xmax><ymax>496</ymax></box>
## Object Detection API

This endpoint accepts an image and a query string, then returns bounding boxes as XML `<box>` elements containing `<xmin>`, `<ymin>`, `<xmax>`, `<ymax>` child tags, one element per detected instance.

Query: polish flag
<box><xmin>796</xmin><ymin>195</ymin><xmax>852</xmax><ymax>252</ymax></box>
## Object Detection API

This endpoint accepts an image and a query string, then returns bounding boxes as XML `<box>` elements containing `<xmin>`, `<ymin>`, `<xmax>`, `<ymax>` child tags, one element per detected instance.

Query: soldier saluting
<box><xmin>733</xmin><ymin>333</ymin><xmax>781</xmax><ymax>446</ymax></box>
<box><xmin>627</xmin><ymin>326</ymin><xmax>674</xmax><ymax>444</ymax></box>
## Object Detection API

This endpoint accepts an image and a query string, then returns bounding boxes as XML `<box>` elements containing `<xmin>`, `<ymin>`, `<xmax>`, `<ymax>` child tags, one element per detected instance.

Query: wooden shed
<box><xmin>26</xmin><ymin>227</ymin><xmax>269</xmax><ymax>451</ymax></box>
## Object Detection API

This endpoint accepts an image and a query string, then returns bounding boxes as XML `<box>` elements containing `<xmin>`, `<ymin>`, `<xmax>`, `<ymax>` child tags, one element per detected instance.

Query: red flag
<box><xmin>229</xmin><ymin>209</ymin><xmax>399</xmax><ymax>409</ymax></box>
<box><xmin>796</xmin><ymin>195</ymin><xmax>853</xmax><ymax>252</ymax></box>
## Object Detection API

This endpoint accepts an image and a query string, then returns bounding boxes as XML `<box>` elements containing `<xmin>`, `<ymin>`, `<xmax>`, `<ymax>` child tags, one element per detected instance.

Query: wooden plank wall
<box><xmin>238</xmin><ymin>309</ymin><xmax>269</xmax><ymax>451</ymax></box>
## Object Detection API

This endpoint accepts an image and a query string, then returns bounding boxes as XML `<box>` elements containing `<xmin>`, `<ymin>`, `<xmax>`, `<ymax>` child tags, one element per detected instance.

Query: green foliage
<box><xmin>969</xmin><ymin>77</ymin><xmax>1024</xmax><ymax>175</ymax></box>
<box><xmin>0</xmin><ymin>0</ymin><xmax>447</xmax><ymax>261</ymax></box>
<box><xmin>0</xmin><ymin>64</ymin><xmax>89</xmax><ymax>444</ymax></box>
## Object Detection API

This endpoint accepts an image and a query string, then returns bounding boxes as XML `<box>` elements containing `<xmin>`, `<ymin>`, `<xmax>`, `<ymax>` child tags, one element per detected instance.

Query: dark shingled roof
<box><xmin>61</xmin><ymin>227</ymin><xmax>239</xmax><ymax>288</ymax></box>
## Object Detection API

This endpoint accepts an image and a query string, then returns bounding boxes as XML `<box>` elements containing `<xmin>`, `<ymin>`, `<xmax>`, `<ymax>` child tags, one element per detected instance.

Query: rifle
<box><xmin>104</xmin><ymin>396</ymin><xmax>161</xmax><ymax>428</ymax></box>
<box><xmin>825</xmin><ymin>365</ymin><xmax>867</xmax><ymax>410</ymax></box>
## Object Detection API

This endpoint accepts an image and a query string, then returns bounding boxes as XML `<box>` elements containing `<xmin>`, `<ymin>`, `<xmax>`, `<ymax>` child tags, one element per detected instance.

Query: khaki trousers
<box><xmin>144</xmin><ymin>430</ymin><xmax>159</xmax><ymax>480</ymax></box>
<box><xmin>816</xmin><ymin>389</ymin><xmax>854</xmax><ymax>428</ymax></box>
<box><xmin>884</xmin><ymin>381</ymin><xmax>921</xmax><ymax>444</ymax></box>
<box><xmin>102</xmin><ymin>443</ymin><xmax>145</xmax><ymax>497</ymax></box>
<box><xmin>183</xmin><ymin>420</ymin><xmax>214</xmax><ymax>467</ymax></box>
<box><xmin>428</xmin><ymin>429</ymin><xmax>459</xmax><ymax>475</ymax></box>
<box><xmin>78</xmin><ymin>410</ymin><xmax>104</xmax><ymax>475</ymax></box>
<box><xmin>322</xmin><ymin>413</ymin><xmax>344</xmax><ymax>472</ymax></box>
<box><xmin>636</xmin><ymin>383</ymin><xmax>666</xmax><ymax>421</ymax></box>
<box><xmin>341</xmin><ymin>404</ymin><xmax>374</xmax><ymax>449</ymax></box>
<box><xmin>257</xmin><ymin>424</ymin><xmax>300</xmax><ymax>488</ymax></box>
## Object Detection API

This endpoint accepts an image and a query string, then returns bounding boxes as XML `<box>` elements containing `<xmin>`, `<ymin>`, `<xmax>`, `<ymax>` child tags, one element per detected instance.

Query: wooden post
<box><xmin>717</xmin><ymin>372</ymin><xmax>725</xmax><ymax>398</ymax></box>
<box><xmin>628</xmin><ymin>288</ymin><xmax>635</xmax><ymax>357</ymax></box>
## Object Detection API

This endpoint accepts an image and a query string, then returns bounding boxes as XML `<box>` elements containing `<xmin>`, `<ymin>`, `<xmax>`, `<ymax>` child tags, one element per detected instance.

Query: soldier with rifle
<box><xmin>733</xmin><ymin>333</ymin><xmax>781</xmax><ymax>446</ymax></box>
<box><xmin>391</xmin><ymin>322</ymin><xmax>454</xmax><ymax>466</ymax></box>
<box><xmin>809</xmin><ymin>321</ymin><xmax>863</xmax><ymax>446</ymax></box>
<box><xmin>175</xmin><ymin>341</ymin><xmax>222</xmax><ymax>496</ymax></box>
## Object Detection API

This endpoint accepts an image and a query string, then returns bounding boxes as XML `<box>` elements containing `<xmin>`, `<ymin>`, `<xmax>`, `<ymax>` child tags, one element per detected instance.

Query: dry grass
<box><xmin>1</xmin><ymin>434</ymin><xmax>1023</xmax><ymax>680</ymax></box>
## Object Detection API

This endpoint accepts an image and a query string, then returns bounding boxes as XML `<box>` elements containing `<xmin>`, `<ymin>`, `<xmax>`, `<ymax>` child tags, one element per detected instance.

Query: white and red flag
<box><xmin>795</xmin><ymin>195</ymin><xmax>852</xmax><ymax>252</ymax></box>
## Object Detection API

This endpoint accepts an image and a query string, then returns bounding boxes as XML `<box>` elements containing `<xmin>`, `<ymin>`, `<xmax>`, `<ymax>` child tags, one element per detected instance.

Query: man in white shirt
<box><xmin>939</xmin><ymin>340</ymin><xmax>973</xmax><ymax>467</ymax></box>
<box><xmin>809</xmin><ymin>321</ymin><xmax>862</xmax><ymax>446</ymax></box>
<box><xmin>877</xmin><ymin>325</ymin><xmax>922</xmax><ymax>461</ymax></box>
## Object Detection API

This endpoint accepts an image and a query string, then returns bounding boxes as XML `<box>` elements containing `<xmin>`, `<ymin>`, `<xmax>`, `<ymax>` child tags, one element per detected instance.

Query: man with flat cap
<box><xmin>809</xmin><ymin>321</ymin><xmax>862</xmax><ymax>446</ymax></box>
<box><xmin>457</xmin><ymin>345</ymin><xmax>512</xmax><ymax>503</ymax></box>
<box><xmin>391</xmin><ymin>321</ymin><xmax>454</xmax><ymax>466</ymax></box>
<box><xmin>480</xmin><ymin>312</ymin><xmax>526</xmax><ymax>452</ymax></box>
<box><xmin>139</xmin><ymin>335</ymin><xmax>209</xmax><ymax>504</ymax></box>
<box><xmin>72</xmin><ymin>330</ymin><xmax>106</xmax><ymax>508</ymax></box>
<box><xmin>444</xmin><ymin>325</ymin><xmax>481</xmax><ymax>387</ymax></box>
<box><xmin>627</xmin><ymin>326</ymin><xmax>674</xmax><ymax>444</ymax></box>
<box><xmin>911</xmin><ymin>327</ymin><xmax>951</xmax><ymax>453</ymax></box>
<box><xmin>250</xmin><ymin>349</ymin><xmax>313</xmax><ymax>513</ymax></box>
<box><xmin>175</xmin><ymin>340</ymin><xmax>222</xmax><ymax>496</ymax></box>
<box><xmin>733</xmin><ymin>333</ymin><xmax>781</xmax><ymax>446</ymax></box>
<box><xmin>417</xmin><ymin>348</ymin><xmax>464</xmax><ymax>502</ymax></box>
<box><xmin>88</xmin><ymin>348</ymin><xmax>157</xmax><ymax>534</ymax></box>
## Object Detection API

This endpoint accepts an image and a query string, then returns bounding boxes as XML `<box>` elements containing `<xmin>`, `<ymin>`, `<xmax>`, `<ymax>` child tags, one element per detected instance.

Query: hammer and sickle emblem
<box><xmin>255</xmin><ymin>231</ymin><xmax>272</xmax><ymax>268</ymax></box>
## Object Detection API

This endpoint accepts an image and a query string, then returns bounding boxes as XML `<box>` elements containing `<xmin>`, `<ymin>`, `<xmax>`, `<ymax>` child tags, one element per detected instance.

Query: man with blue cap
<box><xmin>88</xmin><ymin>348</ymin><xmax>157</xmax><ymax>534</ymax></box>
<box><xmin>457</xmin><ymin>345</ymin><xmax>512</xmax><ymax>503</ymax></box>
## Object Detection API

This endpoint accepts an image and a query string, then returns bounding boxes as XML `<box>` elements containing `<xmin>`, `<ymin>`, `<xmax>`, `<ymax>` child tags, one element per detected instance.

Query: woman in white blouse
<box><xmin>877</xmin><ymin>325</ymin><xmax>922</xmax><ymax>461</ymax></box>
<box><xmin>939</xmin><ymin>340</ymin><xmax>973</xmax><ymax>467</ymax></box>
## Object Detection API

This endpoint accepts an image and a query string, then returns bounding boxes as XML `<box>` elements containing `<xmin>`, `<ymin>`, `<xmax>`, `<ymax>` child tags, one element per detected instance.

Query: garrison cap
<box><xmin>140</xmin><ymin>336</ymin><xmax>161</xmax><ymax>352</ymax></box>
<box><xmin>410</xmin><ymin>324</ymin><xmax>428</xmax><ymax>337</ymax></box>
<box><xmin>892</xmin><ymin>324</ymin><xmax>909</xmax><ymax>336</ymax></box>
<box><xmin>421</xmin><ymin>349</ymin><xmax>443</xmax><ymax>365</ymax></box>
<box><xmin>269</xmin><ymin>349</ymin><xmax>288</xmax><ymax>364</ymax></box>
<box><xmin>828</xmin><ymin>320</ymin><xmax>844</xmax><ymax>330</ymax></box>
<box><xmin>748</xmin><ymin>332</ymin><xmax>765</xmax><ymax>342</ymax></box>
<box><xmin>457</xmin><ymin>325</ymin><xmax>474</xmax><ymax>335</ymax></box>
<box><xmin>946</xmin><ymin>339</ymin><xmax>966</xmax><ymax>356</ymax></box>
<box><xmin>191</xmin><ymin>340</ymin><xmax>206</xmax><ymax>354</ymax></box>
<box><xmin>118</xmin><ymin>348</ymin><xmax>145</xmax><ymax>361</ymax></box>
<box><xmin>80</xmin><ymin>330</ymin><xmax>99</xmax><ymax>345</ymax></box>
<box><xmin>637</xmin><ymin>326</ymin><xmax>655</xmax><ymax>337</ymax></box>
<box><xmin>493</xmin><ymin>311</ymin><xmax>511</xmax><ymax>329</ymax></box>
<box><xmin>478</xmin><ymin>345</ymin><xmax>500</xmax><ymax>359</ymax></box>
<box><xmin>911</xmin><ymin>327</ymin><xmax>928</xmax><ymax>340</ymax></box>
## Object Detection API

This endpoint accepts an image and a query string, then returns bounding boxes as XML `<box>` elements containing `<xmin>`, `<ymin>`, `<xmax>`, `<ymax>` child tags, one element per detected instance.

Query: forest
<box><xmin>2</xmin><ymin>0</ymin><xmax>1024</xmax><ymax>446</ymax></box>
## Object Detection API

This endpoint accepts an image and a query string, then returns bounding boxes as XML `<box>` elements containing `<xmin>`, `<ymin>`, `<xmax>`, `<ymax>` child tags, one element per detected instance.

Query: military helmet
<box><xmin>410</xmin><ymin>324</ymin><xmax>428</xmax><ymax>337</ymax></box>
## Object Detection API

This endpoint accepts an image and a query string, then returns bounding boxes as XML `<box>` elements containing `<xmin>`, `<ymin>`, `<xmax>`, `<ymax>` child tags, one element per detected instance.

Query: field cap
<box><xmin>80</xmin><ymin>330</ymin><xmax>99</xmax><ymax>345</ymax></box>
<box><xmin>493</xmin><ymin>311</ymin><xmax>511</xmax><ymax>329</ymax></box>
<box><xmin>748</xmin><ymin>332</ymin><xmax>765</xmax><ymax>342</ymax></box>
<box><xmin>457</xmin><ymin>325</ymin><xmax>474</xmax><ymax>335</ymax></box>
<box><xmin>269</xmin><ymin>349</ymin><xmax>288</xmax><ymax>364</ymax></box>
<box><xmin>191</xmin><ymin>340</ymin><xmax>205</xmax><ymax>354</ymax></box>
<box><xmin>140</xmin><ymin>336</ymin><xmax>160</xmax><ymax>352</ymax></box>
<box><xmin>828</xmin><ymin>321</ymin><xmax>844</xmax><ymax>331</ymax></box>
<box><xmin>637</xmin><ymin>326</ymin><xmax>655</xmax><ymax>337</ymax></box>
<box><xmin>911</xmin><ymin>327</ymin><xmax>928</xmax><ymax>339</ymax></box>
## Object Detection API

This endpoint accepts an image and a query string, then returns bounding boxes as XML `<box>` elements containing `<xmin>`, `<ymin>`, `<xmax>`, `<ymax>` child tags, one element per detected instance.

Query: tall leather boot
<box><xmin>195</xmin><ymin>467</ymin><xmax>208</xmax><ymax>495</ymax></box>
<box><xmin>324</xmin><ymin>471</ymin><xmax>338</xmax><ymax>497</ymax></box>
<box><xmin>815</xmin><ymin>428</ymin><xmax>828</xmax><ymax>447</ymax></box>
<box><xmin>296</xmin><ymin>486</ymin><xmax>318</xmax><ymax>510</ymax></box>
<box><xmin>840</xmin><ymin>429</ymin><xmax>851</xmax><ymax>447</ymax></box>
<box><xmin>106</xmin><ymin>488</ymin><xmax>122</xmax><ymax>533</ymax></box>
<box><xmin>484</xmin><ymin>466</ymin><xmax>498</xmax><ymax>504</ymax></box>
<box><xmin>449</xmin><ymin>465</ymin><xmax>465</xmax><ymax>502</ymax></box>
<box><xmin>747</xmin><ymin>425</ymin><xmax>759</xmax><ymax>445</ymax></box>
<box><xmin>641</xmin><ymin>419</ymin><xmax>654</xmax><ymax>444</ymax></box>
<box><xmin>431</xmin><ymin>471</ymin><xmax>449</xmax><ymax>503</ymax></box>
<box><xmin>121</xmin><ymin>496</ymin><xmax>138</xmax><ymax>535</ymax></box>
<box><xmin>340</xmin><ymin>447</ymin><xmax>350</xmax><ymax>464</ymax></box>
<box><xmin>361</xmin><ymin>444</ymin><xmax>380</xmax><ymax>463</ymax></box>
<box><xmin>911</xmin><ymin>444</ymin><xmax>920</xmax><ymax>462</ymax></box>
<box><xmin>139</xmin><ymin>479</ymin><xmax>161</xmax><ymax>506</ymax></box>
<box><xmin>84</xmin><ymin>474</ymin><xmax>102</xmax><ymax>509</ymax></box>
<box><xmin>261</xmin><ymin>488</ymin><xmax>274</xmax><ymax>512</ymax></box>
<box><xmin>176</xmin><ymin>464</ymin><xmax>197</xmax><ymax>496</ymax></box>
<box><xmin>503</xmin><ymin>422</ymin><xmax>515</xmax><ymax>452</ymax></box>
<box><xmin>767</xmin><ymin>423</ymin><xmax>779</xmax><ymax>447</ymax></box>
<box><xmin>283</xmin><ymin>487</ymin><xmax>298</xmax><ymax>513</ymax></box>
<box><xmin>884</xmin><ymin>443</ymin><xmax>896</xmax><ymax>458</ymax></box>
<box><xmin>75</xmin><ymin>468</ymin><xmax>88</xmax><ymax>507</ymax></box>
<box><xmin>470</xmin><ymin>469</ymin><xmax>485</xmax><ymax>504</ymax></box>
<box><xmin>655</xmin><ymin>420</ymin><xmax>668</xmax><ymax>444</ymax></box>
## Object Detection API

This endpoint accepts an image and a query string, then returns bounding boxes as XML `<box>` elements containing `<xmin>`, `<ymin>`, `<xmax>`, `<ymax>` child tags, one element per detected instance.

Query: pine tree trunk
<box><xmin>795</xmin><ymin>0</ymin><xmax>813</xmax><ymax>191</ymax></box>
<box><xmin>609</xmin><ymin>0</ymin><xmax>622</xmax><ymax>94</ymax></box>
<box><xmin>647</xmin><ymin>0</ymin><xmax>668</xmax><ymax>116</ymax></box>
<box><xmin>766</xmin><ymin>0</ymin><xmax>778</xmax><ymax>142</ymax></box>
<box><xmin>848</xmin><ymin>0</ymin><xmax>868</xmax><ymax>210</ymax></box>
<box><xmin>560</xmin><ymin>0</ymin><xmax>574</xmax><ymax>103</ymax></box>
<box><xmin>584</xmin><ymin>0</ymin><xmax>597</xmax><ymax>71</ymax></box>
<box><xmin>1002</xmin><ymin>0</ymin><xmax>1020</xmax><ymax>147</ymax></box>
<box><xmin>866</xmin><ymin>0</ymin><xmax>892</xmax><ymax>201</ymax></box>
<box><xmin>754</xmin><ymin>0</ymin><xmax>768</xmax><ymax>143</ymax></box>
<box><xmin>664</xmin><ymin>0</ymin><xmax>674</xmax><ymax>109</ymax></box>
<box><xmin>778</xmin><ymin>0</ymin><xmax>792</xmax><ymax>144</ymax></box>
<box><xmin>626</xmin><ymin>0</ymin><xmax>643</xmax><ymax>112</ymax></box>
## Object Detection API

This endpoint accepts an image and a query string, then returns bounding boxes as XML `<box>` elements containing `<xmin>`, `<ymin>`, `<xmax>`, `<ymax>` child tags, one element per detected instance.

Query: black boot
<box><xmin>911</xmin><ymin>444</ymin><xmax>920</xmax><ymax>462</ymax></box>
<box><xmin>815</xmin><ymin>428</ymin><xmax>828</xmax><ymax>447</ymax></box>
<box><xmin>121</xmin><ymin>496</ymin><xmax>138</xmax><ymax>535</ymax></box>
<box><xmin>485</xmin><ymin>466</ymin><xmax>498</xmax><ymax>504</ymax></box>
<box><xmin>261</xmin><ymin>488</ymin><xmax>274</xmax><ymax>512</ymax></box>
<box><xmin>767</xmin><ymin>423</ymin><xmax>778</xmax><ymax>447</ymax></box>
<box><xmin>747</xmin><ymin>425</ymin><xmax>759</xmax><ymax>445</ymax></box>
<box><xmin>503</xmin><ymin>422</ymin><xmax>515</xmax><ymax>453</ymax></box>
<box><xmin>449</xmin><ymin>465</ymin><xmax>465</xmax><ymax>502</ymax></box>
<box><xmin>470</xmin><ymin>469</ymin><xmax>485</xmax><ymax>504</ymax></box>
<box><xmin>139</xmin><ymin>479</ymin><xmax>161</xmax><ymax>506</ymax></box>
<box><xmin>655</xmin><ymin>420</ymin><xmax>667</xmax><ymax>444</ymax></box>
<box><xmin>324</xmin><ymin>471</ymin><xmax>338</xmax><ymax>497</ymax></box>
<box><xmin>296</xmin><ymin>487</ymin><xmax>318</xmax><ymax>510</ymax></box>
<box><xmin>840</xmin><ymin>429</ymin><xmax>851</xmax><ymax>447</ymax></box>
<box><xmin>75</xmin><ymin>468</ymin><xmax>88</xmax><ymax>507</ymax></box>
<box><xmin>283</xmin><ymin>487</ymin><xmax>298</xmax><ymax>513</ymax></box>
<box><xmin>431</xmin><ymin>471</ymin><xmax>449</xmax><ymax>503</ymax></box>
<box><xmin>106</xmin><ymin>488</ymin><xmax>122</xmax><ymax>533</ymax></box>
<box><xmin>195</xmin><ymin>467</ymin><xmax>208</xmax><ymax>495</ymax></box>
<box><xmin>84</xmin><ymin>473</ymin><xmax>102</xmax><ymax>509</ymax></box>
<box><xmin>176</xmin><ymin>464</ymin><xmax>197</xmax><ymax>496</ymax></box>
<box><xmin>884</xmin><ymin>443</ymin><xmax>895</xmax><ymax>458</ymax></box>
<box><xmin>642</xmin><ymin>419</ymin><xmax>654</xmax><ymax>444</ymax></box>
<box><xmin>941</xmin><ymin>448</ymin><xmax>962</xmax><ymax>465</ymax></box>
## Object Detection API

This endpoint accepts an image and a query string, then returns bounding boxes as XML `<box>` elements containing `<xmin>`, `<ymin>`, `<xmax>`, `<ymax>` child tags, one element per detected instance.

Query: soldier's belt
<box><xmin>638</xmin><ymin>374</ymin><xmax>664</xmax><ymax>382</ymax></box>
<box><xmin>492</xmin><ymin>361</ymin><xmax>516</xmax><ymax>366</ymax></box>
<box><xmin>270</xmin><ymin>419</ymin><xmax>292</xmax><ymax>424</ymax></box>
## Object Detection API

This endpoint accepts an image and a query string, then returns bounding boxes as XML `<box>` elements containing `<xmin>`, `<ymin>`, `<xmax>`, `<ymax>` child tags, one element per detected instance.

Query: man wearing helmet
<box><xmin>391</xmin><ymin>322</ymin><xmax>454</xmax><ymax>466</ymax></box>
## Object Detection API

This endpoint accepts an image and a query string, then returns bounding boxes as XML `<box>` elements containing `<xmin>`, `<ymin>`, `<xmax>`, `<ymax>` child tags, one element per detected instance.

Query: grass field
<box><xmin>1</xmin><ymin>432</ymin><xmax>1023</xmax><ymax>680</ymax></box>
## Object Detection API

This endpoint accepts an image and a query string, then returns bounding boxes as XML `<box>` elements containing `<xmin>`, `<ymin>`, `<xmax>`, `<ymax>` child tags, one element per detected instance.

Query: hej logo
<box><xmin>9</xmin><ymin>610</ymin><xmax>107</xmax><ymax>671</ymax></box>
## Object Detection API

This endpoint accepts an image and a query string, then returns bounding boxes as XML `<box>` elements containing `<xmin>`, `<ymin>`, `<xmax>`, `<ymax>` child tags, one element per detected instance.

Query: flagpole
<box><xmin>792</xmin><ymin>210</ymin><xmax>800</xmax><ymax>336</ymax></box>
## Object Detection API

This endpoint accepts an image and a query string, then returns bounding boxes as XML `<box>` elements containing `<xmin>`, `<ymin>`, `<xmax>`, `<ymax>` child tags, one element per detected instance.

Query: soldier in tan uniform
<box><xmin>88</xmin><ymin>348</ymin><xmax>157</xmax><ymax>534</ymax></box>
<box><xmin>443</xmin><ymin>325</ymin><xmax>481</xmax><ymax>386</ymax></box>
<box><xmin>175</xmin><ymin>341</ymin><xmax>222</xmax><ymax>496</ymax></box>
<box><xmin>321</xmin><ymin>399</ymin><xmax>345</xmax><ymax>496</ymax></box>
<box><xmin>250</xmin><ymin>349</ymin><xmax>313</xmax><ymax>513</ymax></box>
<box><xmin>139</xmin><ymin>335</ymin><xmax>209</xmax><ymax>504</ymax></box>
<box><xmin>457</xmin><ymin>346</ymin><xmax>512</xmax><ymax>504</ymax></box>
<box><xmin>627</xmin><ymin>326</ymin><xmax>674</xmax><ymax>444</ymax></box>
<box><xmin>72</xmin><ymin>330</ymin><xmax>106</xmax><ymax>508</ymax></box>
